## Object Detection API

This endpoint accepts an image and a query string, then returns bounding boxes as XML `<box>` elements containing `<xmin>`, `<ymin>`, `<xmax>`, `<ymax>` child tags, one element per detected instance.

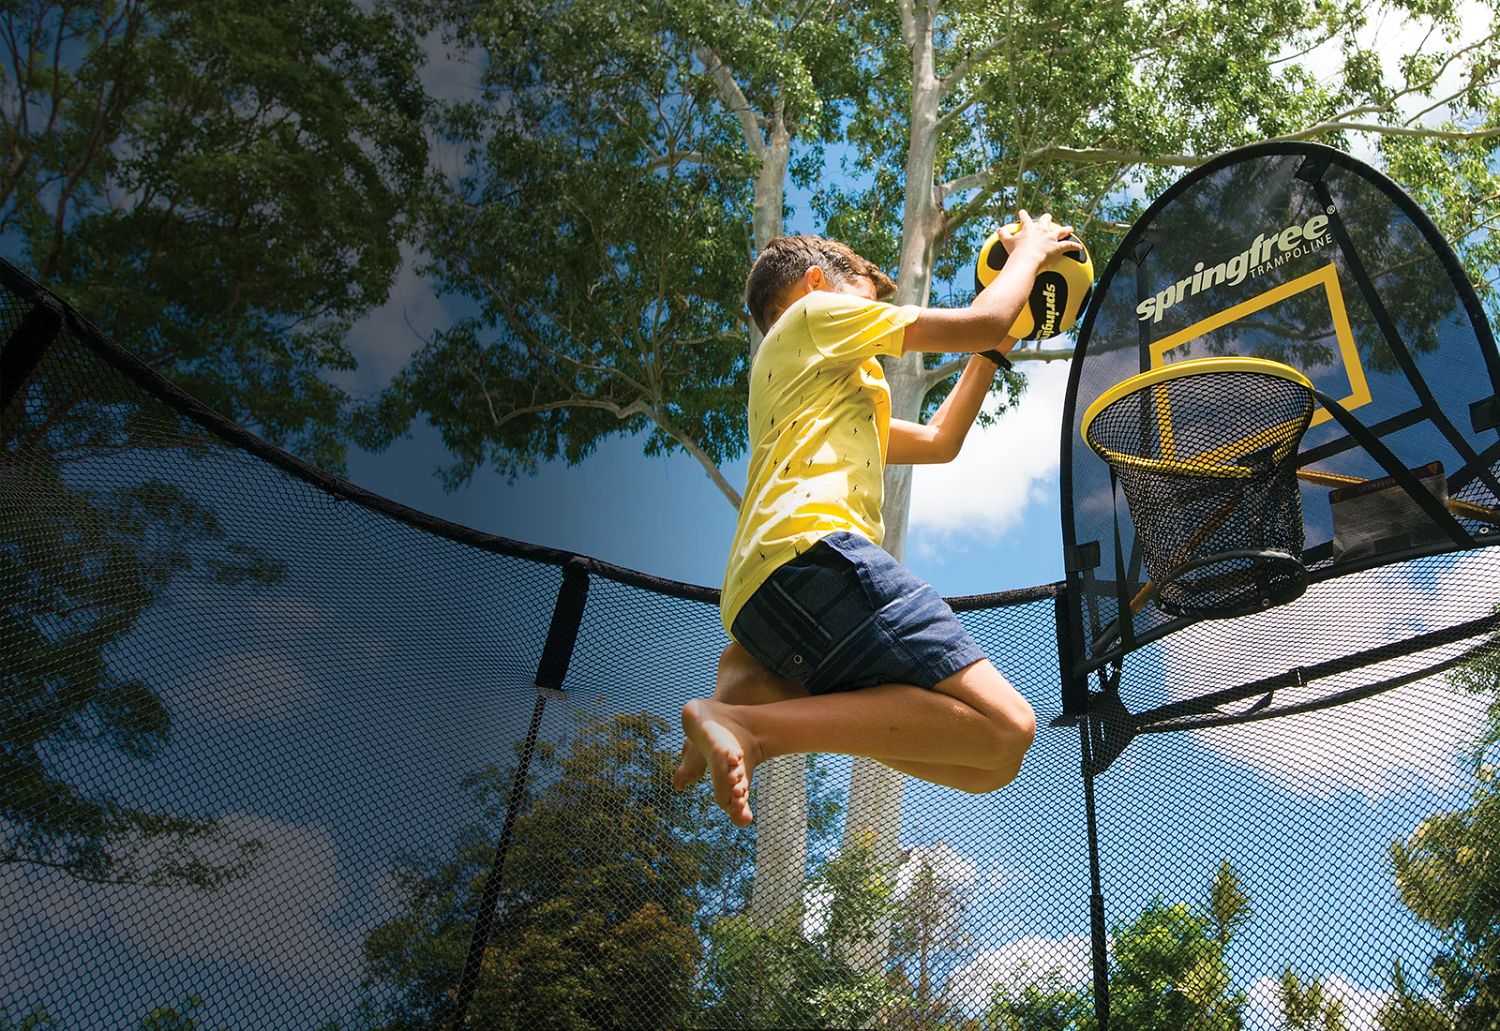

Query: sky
<box><xmin>328</xmin><ymin>0</ymin><xmax>1494</xmax><ymax>597</ymax></box>
<box><xmin>5</xmin><ymin>8</ymin><xmax>1498</xmax><ymax>1031</ymax></box>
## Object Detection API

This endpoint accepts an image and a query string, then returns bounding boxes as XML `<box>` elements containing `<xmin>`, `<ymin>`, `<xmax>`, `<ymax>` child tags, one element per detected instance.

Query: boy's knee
<box><xmin>960</xmin><ymin>759</ymin><xmax>1023</xmax><ymax>794</ymax></box>
<box><xmin>1012</xmin><ymin>699</ymin><xmax>1037</xmax><ymax>750</ymax></box>
<box><xmin>990</xmin><ymin>695</ymin><xmax>1036</xmax><ymax>756</ymax></box>
<box><xmin>977</xmin><ymin>699</ymin><xmax>1034</xmax><ymax>789</ymax></box>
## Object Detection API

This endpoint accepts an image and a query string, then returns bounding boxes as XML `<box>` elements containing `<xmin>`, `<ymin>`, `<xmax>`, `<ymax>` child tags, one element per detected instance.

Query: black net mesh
<box><xmin>4</xmin><ymin>256</ymin><xmax>1499</xmax><ymax>1030</ymax></box>
<box><xmin>1083</xmin><ymin>365</ymin><xmax>1315</xmax><ymax>619</ymax></box>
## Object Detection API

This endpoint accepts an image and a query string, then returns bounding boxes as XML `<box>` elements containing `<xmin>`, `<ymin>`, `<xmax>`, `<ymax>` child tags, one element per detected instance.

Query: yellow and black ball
<box><xmin>974</xmin><ymin>224</ymin><xmax>1094</xmax><ymax>340</ymax></box>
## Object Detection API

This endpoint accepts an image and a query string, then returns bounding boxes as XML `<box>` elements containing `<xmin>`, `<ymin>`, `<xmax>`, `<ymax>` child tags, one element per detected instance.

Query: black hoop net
<box><xmin>1083</xmin><ymin>364</ymin><xmax>1315</xmax><ymax>619</ymax></box>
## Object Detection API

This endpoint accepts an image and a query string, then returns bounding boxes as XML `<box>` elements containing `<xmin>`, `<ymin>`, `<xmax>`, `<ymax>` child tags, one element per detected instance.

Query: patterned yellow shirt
<box><xmin>721</xmin><ymin>290</ymin><xmax>920</xmax><ymax>637</ymax></box>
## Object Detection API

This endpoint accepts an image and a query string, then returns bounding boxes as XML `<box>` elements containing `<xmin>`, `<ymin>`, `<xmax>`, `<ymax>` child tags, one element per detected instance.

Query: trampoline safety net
<box><xmin>3</xmin><ymin>260</ymin><xmax>1499</xmax><ymax>1030</ymax></box>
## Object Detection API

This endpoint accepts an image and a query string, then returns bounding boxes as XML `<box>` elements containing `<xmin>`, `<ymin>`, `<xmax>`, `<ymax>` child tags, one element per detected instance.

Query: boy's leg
<box><xmin>675</xmin><ymin>644</ymin><xmax>1008</xmax><ymax>792</ymax></box>
<box><xmin>682</xmin><ymin>654</ymin><xmax>1036</xmax><ymax>825</ymax></box>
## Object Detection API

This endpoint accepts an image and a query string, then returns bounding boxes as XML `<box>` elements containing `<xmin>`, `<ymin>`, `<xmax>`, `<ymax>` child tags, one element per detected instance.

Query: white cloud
<box><xmin>946</xmin><ymin>934</ymin><xmax>1095</xmax><ymax>1013</ymax></box>
<box><xmin>247</xmin><ymin>595</ymin><xmax>334</xmax><ymax>631</ymax></box>
<box><xmin>337</xmin><ymin>242</ymin><xmax>452</xmax><ymax>397</ymax></box>
<box><xmin>1160</xmin><ymin>548</ymin><xmax>1496</xmax><ymax>800</ymax></box>
<box><xmin>801</xmin><ymin>841</ymin><xmax>984</xmax><ymax>940</ymax></box>
<box><xmin>896</xmin><ymin>841</ymin><xmax>979</xmax><ymax>898</ymax></box>
<box><xmin>102</xmin><ymin>814</ymin><xmax>361</xmax><ymax>978</ymax></box>
<box><xmin>244</xmin><ymin>595</ymin><xmax>395</xmax><ymax>665</ymax></box>
<box><xmin>909</xmin><ymin>360</ymin><xmax>1073</xmax><ymax>556</ymax></box>
<box><xmin>1245</xmin><ymin>972</ymin><xmax>1391</xmax><ymax>1031</ymax></box>
<box><xmin>171</xmin><ymin>651</ymin><xmax>324</xmax><ymax>725</ymax></box>
<box><xmin>0</xmin><ymin>815</ymin><xmax>364</xmax><ymax>987</ymax></box>
<box><xmin>419</xmin><ymin>31</ymin><xmax>482</xmax><ymax>107</ymax></box>
<box><xmin>984</xmin><ymin>863</ymin><xmax>1037</xmax><ymax>894</ymax></box>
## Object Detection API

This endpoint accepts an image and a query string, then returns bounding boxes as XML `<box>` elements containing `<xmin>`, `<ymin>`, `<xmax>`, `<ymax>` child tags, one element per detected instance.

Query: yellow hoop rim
<box><xmin>1080</xmin><ymin>356</ymin><xmax>1316</xmax><ymax>445</ymax></box>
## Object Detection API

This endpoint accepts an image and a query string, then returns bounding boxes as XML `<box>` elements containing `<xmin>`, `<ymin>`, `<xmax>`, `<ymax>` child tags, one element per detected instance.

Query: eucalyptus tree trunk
<box><xmin>839</xmin><ymin>0</ymin><xmax>948</xmax><ymax>974</ymax></box>
<box><xmin>695</xmin><ymin>41</ymin><xmax>804</xmax><ymax>924</ymax></box>
<box><xmin>735</xmin><ymin>95</ymin><xmax>809</xmax><ymax>927</ymax></box>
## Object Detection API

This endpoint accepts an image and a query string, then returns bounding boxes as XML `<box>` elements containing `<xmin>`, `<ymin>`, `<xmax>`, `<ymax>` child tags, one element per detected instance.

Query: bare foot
<box><xmin>673</xmin><ymin>737</ymin><xmax>707</xmax><ymax>791</ymax></box>
<box><xmin>680</xmin><ymin>700</ymin><xmax>760</xmax><ymax>827</ymax></box>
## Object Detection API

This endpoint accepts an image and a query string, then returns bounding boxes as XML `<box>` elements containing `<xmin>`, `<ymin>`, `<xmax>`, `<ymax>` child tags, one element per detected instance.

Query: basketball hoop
<box><xmin>1080</xmin><ymin>357</ymin><xmax>1317</xmax><ymax>619</ymax></box>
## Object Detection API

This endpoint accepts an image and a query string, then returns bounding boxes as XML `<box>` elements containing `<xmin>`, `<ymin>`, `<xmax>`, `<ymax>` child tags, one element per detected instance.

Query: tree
<box><xmin>982</xmin><ymin>973</ymin><xmax>1094</xmax><ymax>1031</ymax></box>
<box><xmin>1388</xmin><ymin>628</ymin><xmax>1500</xmax><ymax>1029</ymax></box>
<box><xmin>363</xmin><ymin>712</ymin><xmax>758</xmax><ymax>1029</ymax></box>
<box><xmin>2</xmin><ymin>0</ymin><xmax>428</xmax><ymax>471</ymax></box>
<box><xmin>981</xmin><ymin>860</ymin><xmax>1250</xmax><ymax>1030</ymax></box>
<box><xmin>347</xmin><ymin>1</ymin><xmax>879</xmax><ymax>926</ymax></box>
<box><xmin>696</xmin><ymin>831</ymin><xmax>905</xmax><ymax>1028</ymax></box>
<box><xmin>886</xmin><ymin>847</ymin><xmax>976</xmax><ymax>1029</ymax></box>
<box><xmin>0</xmin><ymin>1006</ymin><xmax>53</xmax><ymax>1031</ymax></box>
<box><xmin>1277</xmin><ymin>968</ymin><xmax>1347</xmax><ymax>1031</ymax></box>
<box><xmin>1</xmin><ymin>0</ymin><xmax>432</xmax><ymax>899</ymax></box>
<box><xmin>1375</xmin><ymin>959</ymin><xmax>1455</xmax><ymax>1031</ymax></box>
<box><xmin>1204</xmin><ymin>859</ymin><xmax>1251</xmax><ymax>953</ymax></box>
<box><xmin>1</xmin><ymin>436</ymin><xmax>275</xmax><ymax>886</ymax></box>
<box><xmin>1105</xmin><ymin>900</ymin><xmax>1245</xmax><ymax>1030</ymax></box>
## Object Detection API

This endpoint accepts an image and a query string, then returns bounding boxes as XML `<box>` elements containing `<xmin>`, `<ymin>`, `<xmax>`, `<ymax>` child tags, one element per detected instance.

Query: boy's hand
<box><xmin>901</xmin><ymin>209</ymin><xmax>1081</xmax><ymax>357</ymax></box>
<box><xmin>1001</xmin><ymin>209</ymin><xmax>1084</xmax><ymax>267</ymax></box>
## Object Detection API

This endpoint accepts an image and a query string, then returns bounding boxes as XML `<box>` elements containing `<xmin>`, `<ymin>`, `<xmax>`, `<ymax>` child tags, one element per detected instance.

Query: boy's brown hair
<box><xmin>744</xmin><ymin>235</ymin><xmax>897</xmax><ymax>334</ymax></box>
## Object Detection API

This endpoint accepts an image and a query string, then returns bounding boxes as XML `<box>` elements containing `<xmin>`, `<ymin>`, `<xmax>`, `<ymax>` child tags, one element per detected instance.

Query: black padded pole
<box><xmin>1080</xmin><ymin>715</ymin><xmax>1111</xmax><ymax>1030</ymax></box>
<box><xmin>534</xmin><ymin>557</ymin><xmax>593</xmax><ymax>691</ymax></box>
<box><xmin>1</xmin><ymin>295</ymin><xmax>62</xmax><ymax>413</ymax></box>
<box><xmin>1055</xmin><ymin>588</ymin><xmax>1090</xmax><ymax>719</ymax></box>
<box><xmin>447</xmin><ymin>557</ymin><xmax>591</xmax><ymax>1029</ymax></box>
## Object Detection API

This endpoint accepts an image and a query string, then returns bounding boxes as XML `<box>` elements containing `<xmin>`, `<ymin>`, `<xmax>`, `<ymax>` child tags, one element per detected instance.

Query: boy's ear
<box><xmin>803</xmin><ymin>266</ymin><xmax>827</xmax><ymax>291</ymax></box>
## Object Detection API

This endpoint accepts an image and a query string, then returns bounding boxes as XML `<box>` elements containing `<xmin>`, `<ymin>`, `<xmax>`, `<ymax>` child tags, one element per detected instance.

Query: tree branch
<box><xmin>920</xmin><ymin>345</ymin><xmax>1074</xmax><ymax>391</ymax></box>
<box><xmin>923</xmin><ymin>356</ymin><xmax>970</xmax><ymax>388</ymax></box>
<box><xmin>942</xmin><ymin>36</ymin><xmax>1007</xmax><ymax>97</ymax></box>
<box><xmin>934</xmin><ymin>90</ymin><xmax>983</xmax><ymax>136</ymax></box>
<box><xmin>644</xmin><ymin>150</ymin><xmax>744</xmax><ymax>173</ymax></box>
<box><xmin>1403</xmin><ymin>78</ymin><xmax>1500</xmax><ymax>129</ymax></box>
<box><xmin>696</xmin><ymin>47</ymin><xmax>765</xmax><ymax>160</ymax></box>
<box><xmin>1024</xmin><ymin>143</ymin><xmax>1208</xmax><ymax>168</ymax></box>
<box><xmin>940</xmin><ymin>168</ymin><xmax>994</xmax><ymax>198</ymax></box>
<box><xmin>647</xmin><ymin>406</ymin><xmax>743</xmax><ymax>509</ymax></box>
<box><xmin>1265</xmin><ymin>120</ymin><xmax>1500</xmax><ymax>144</ymax></box>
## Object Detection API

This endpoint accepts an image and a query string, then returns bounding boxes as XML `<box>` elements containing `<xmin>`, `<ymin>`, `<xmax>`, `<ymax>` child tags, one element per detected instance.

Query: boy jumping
<box><xmin>674</xmin><ymin>211</ymin><xmax>1082</xmax><ymax>827</ymax></box>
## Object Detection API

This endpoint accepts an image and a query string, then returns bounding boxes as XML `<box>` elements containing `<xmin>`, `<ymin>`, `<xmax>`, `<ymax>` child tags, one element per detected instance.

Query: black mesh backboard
<box><xmin>1059</xmin><ymin>143</ymin><xmax>1500</xmax><ymax>723</ymax></box>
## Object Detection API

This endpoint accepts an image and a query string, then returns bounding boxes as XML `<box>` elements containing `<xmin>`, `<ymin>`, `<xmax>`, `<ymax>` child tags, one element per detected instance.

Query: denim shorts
<box><xmin>729</xmin><ymin>531</ymin><xmax>987</xmax><ymax>695</ymax></box>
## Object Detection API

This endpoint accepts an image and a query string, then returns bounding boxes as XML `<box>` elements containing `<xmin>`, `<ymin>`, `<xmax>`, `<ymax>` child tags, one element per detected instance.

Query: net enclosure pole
<box><xmin>447</xmin><ymin>557</ymin><xmax>591</xmax><ymax>1030</ymax></box>
<box><xmin>1</xmin><ymin>283</ymin><xmax>63</xmax><ymax>411</ymax></box>
<box><xmin>1079</xmin><ymin>716</ymin><xmax>1111</xmax><ymax>1030</ymax></box>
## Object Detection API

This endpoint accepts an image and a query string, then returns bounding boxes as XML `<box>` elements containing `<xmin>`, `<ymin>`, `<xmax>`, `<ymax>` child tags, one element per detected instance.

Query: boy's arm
<box><xmin>900</xmin><ymin>210</ymin><xmax>1081</xmax><ymax>358</ymax></box>
<box><xmin>886</xmin><ymin>351</ymin><xmax>1009</xmax><ymax>464</ymax></box>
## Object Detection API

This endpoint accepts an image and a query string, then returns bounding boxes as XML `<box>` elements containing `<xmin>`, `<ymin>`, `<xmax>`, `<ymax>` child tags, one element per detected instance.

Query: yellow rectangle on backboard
<box><xmin>1148</xmin><ymin>263</ymin><xmax>1371</xmax><ymax>430</ymax></box>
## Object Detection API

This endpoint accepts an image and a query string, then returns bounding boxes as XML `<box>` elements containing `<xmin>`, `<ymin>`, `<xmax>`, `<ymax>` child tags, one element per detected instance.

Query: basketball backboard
<box><xmin>1058</xmin><ymin>143</ymin><xmax>1500</xmax><ymax>706</ymax></box>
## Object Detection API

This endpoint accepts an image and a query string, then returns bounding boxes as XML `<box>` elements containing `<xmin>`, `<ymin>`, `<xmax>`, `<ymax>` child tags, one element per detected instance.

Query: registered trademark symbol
<box><xmin>1325</xmin><ymin>204</ymin><xmax>1335</xmax><ymax>214</ymax></box>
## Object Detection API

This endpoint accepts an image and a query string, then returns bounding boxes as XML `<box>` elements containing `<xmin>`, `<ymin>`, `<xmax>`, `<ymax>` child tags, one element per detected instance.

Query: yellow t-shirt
<box><xmin>721</xmin><ymin>289</ymin><xmax>920</xmax><ymax>637</ymax></box>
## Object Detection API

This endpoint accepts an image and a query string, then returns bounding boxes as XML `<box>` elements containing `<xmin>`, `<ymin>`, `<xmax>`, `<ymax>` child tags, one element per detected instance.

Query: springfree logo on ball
<box><xmin>1136</xmin><ymin>213</ymin><xmax>1332</xmax><ymax>323</ymax></box>
<box><xmin>975</xmin><ymin>222</ymin><xmax>1095</xmax><ymax>340</ymax></box>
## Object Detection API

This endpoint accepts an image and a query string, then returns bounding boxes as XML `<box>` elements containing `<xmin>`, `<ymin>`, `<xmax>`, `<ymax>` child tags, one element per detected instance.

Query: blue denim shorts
<box><xmin>729</xmin><ymin>531</ymin><xmax>987</xmax><ymax>695</ymax></box>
